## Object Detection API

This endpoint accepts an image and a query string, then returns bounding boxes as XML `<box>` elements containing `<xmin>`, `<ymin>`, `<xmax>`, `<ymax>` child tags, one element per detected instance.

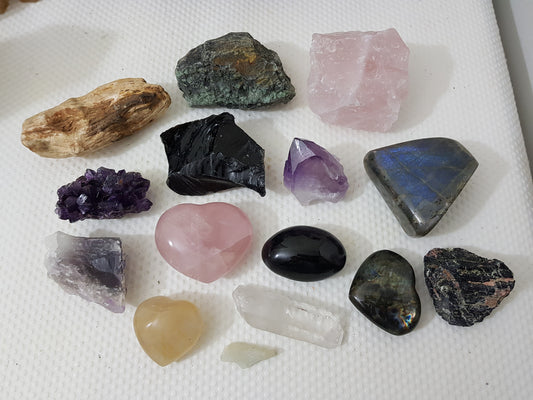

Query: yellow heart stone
<box><xmin>133</xmin><ymin>296</ymin><xmax>203</xmax><ymax>366</ymax></box>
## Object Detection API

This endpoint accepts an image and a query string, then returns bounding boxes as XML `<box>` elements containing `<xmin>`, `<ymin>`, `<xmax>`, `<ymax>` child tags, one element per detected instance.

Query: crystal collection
<box><xmin>31</xmin><ymin>29</ymin><xmax>514</xmax><ymax>366</ymax></box>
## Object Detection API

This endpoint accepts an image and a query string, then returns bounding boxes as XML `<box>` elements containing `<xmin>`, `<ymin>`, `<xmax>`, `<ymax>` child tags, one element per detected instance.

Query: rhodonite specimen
<box><xmin>21</xmin><ymin>78</ymin><xmax>170</xmax><ymax>157</ymax></box>
<box><xmin>349</xmin><ymin>250</ymin><xmax>421</xmax><ymax>335</ymax></box>
<box><xmin>55</xmin><ymin>167</ymin><xmax>152</xmax><ymax>222</ymax></box>
<box><xmin>133</xmin><ymin>296</ymin><xmax>203</xmax><ymax>366</ymax></box>
<box><xmin>262</xmin><ymin>226</ymin><xmax>346</xmax><ymax>281</ymax></box>
<box><xmin>220</xmin><ymin>342</ymin><xmax>278</xmax><ymax>369</ymax></box>
<box><xmin>161</xmin><ymin>113</ymin><xmax>266</xmax><ymax>196</ymax></box>
<box><xmin>308</xmin><ymin>29</ymin><xmax>409</xmax><ymax>132</ymax></box>
<box><xmin>155</xmin><ymin>202</ymin><xmax>253</xmax><ymax>283</ymax></box>
<box><xmin>45</xmin><ymin>231</ymin><xmax>126</xmax><ymax>313</ymax></box>
<box><xmin>233</xmin><ymin>284</ymin><xmax>344</xmax><ymax>348</ymax></box>
<box><xmin>364</xmin><ymin>137</ymin><xmax>478</xmax><ymax>237</ymax></box>
<box><xmin>283</xmin><ymin>138</ymin><xmax>349</xmax><ymax>205</ymax></box>
<box><xmin>176</xmin><ymin>32</ymin><xmax>295</xmax><ymax>109</ymax></box>
<box><xmin>424</xmin><ymin>248</ymin><xmax>515</xmax><ymax>326</ymax></box>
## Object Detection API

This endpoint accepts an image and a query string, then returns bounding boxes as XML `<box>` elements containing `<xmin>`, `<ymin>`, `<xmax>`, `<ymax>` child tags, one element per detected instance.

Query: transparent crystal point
<box><xmin>232</xmin><ymin>285</ymin><xmax>343</xmax><ymax>348</ymax></box>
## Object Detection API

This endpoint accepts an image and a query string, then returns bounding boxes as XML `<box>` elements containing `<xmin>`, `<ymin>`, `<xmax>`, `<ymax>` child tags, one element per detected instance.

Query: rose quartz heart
<box><xmin>155</xmin><ymin>202</ymin><xmax>253</xmax><ymax>283</ymax></box>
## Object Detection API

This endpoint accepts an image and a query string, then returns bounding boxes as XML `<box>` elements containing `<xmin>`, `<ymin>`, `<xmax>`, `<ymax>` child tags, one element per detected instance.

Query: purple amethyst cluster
<box><xmin>56</xmin><ymin>167</ymin><xmax>152</xmax><ymax>222</ymax></box>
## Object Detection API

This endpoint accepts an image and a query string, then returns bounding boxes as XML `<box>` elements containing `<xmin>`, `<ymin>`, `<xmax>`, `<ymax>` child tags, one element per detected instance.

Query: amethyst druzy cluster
<box><xmin>56</xmin><ymin>167</ymin><xmax>152</xmax><ymax>222</ymax></box>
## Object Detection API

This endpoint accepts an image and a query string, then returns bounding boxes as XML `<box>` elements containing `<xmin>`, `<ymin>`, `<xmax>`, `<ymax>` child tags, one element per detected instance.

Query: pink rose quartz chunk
<box><xmin>308</xmin><ymin>28</ymin><xmax>409</xmax><ymax>132</ymax></box>
<box><xmin>155</xmin><ymin>202</ymin><xmax>253</xmax><ymax>283</ymax></box>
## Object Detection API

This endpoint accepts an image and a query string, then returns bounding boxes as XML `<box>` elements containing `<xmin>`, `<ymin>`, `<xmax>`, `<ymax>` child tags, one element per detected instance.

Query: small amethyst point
<box><xmin>283</xmin><ymin>138</ymin><xmax>348</xmax><ymax>205</ymax></box>
<box><xmin>45</xmin><ymin>231</ymin><xmax>126</xmax><ymax>313</ymax></box>
<box><xmin>55</xmin><ymin>167</ymin><xmax>152</xmax><ymax>222</ymax></box>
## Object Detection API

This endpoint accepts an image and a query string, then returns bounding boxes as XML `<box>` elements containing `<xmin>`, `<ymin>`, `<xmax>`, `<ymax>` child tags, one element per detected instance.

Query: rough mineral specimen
<box><xmin>220</xmin><ymin>342</ymin><xmax>278</xmax><ymax>369</ymax></box>
<box><xmin>262</xmin><ymin>226</ymin><xmax>346</xmax><ymax>282</ymax></box>
<box><xmin>283</xmin><ymin>138</ymin><xmax>349</xmax><ymax>205</ymax></box>
<box><xmin>424</xmin><ymin>248</ymin><xmax>515</xmax><ymax>326</ymax></box>
<box><xmin>233</xmin><ymin>285</ymin><xmax>344</xmax><ymax>348</ymax></box>
<box><xmin>176</xmin><ymin>32</ymin><xmax>295</xmax><ymax>109</ymax></box>
<box><xmin>133</xmin><ymin>296</ymin><xmax>203</xmax><ymax>366</ymax></box>
<box><xmin>308</xmin><ymin>29</ymin><xmax>409</xmax><ymax>132</ymax></box>
<box><xmin>155</xmin><ymin>203</ymin><xmax>253</xmax><ymax>283</ymax></box>
<box><xmin>364</xmin><ymin>137</ymin><xmax>478</xmax><ymax>237</ymax></box>
<box><xmin>349</xmin><ymin>250</ymin><xmax>421</xmax><ymax>335</ymax></box>
<box><xmin>55</xmin><ymin>167</ymin><xmax>152</xmax><ymax>222</ymax></box>
<box><xmin>160</xmin><ymin>112</ymin><xmax>266</xmax><ymax>196</ymax></box>
<box><xmin>45</xmin><ymin>231</ymin><xmax>126</xmax><ymax>313</ymax></box>
<box><xmin>21</xmin><ymin>78</ymin><xmax>170</xmax><ymax>157</ymax></box>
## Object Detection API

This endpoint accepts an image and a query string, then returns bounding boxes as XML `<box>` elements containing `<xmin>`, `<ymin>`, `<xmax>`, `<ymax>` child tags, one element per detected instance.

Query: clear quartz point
<box><xmin>232</xmin><ymin>285</ymin><xmax>343</xmax><ymax>348</ymax></box>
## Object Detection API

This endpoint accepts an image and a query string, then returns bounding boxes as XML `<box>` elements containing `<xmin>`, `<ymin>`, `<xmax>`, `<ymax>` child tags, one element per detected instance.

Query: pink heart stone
<box><xmin>155</xmin><ymin>202</ymin><xmax>253</xmax><ymax>283</ymax></box>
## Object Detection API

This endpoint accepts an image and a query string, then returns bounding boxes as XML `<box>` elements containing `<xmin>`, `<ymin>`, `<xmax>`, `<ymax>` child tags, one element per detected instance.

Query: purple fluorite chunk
<box><xmin>56</xmin><ymin>167</ymin><xmax>152</xmax><ymax>222</ymax></box>
<box><xmin>45</xmin><ymin>231</ymin><xmax>126</xmax><ymax>313</ymax></box>
<box><xmin>283</xmin><ymin>138</ymin><xmax>349</xmax><ymax>205</ymax></box>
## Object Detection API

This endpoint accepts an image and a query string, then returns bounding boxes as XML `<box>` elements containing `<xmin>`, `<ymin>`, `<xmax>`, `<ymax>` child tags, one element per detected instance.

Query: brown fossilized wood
<box><xmin>21</xmin><ymin>78</ymin><xmax>171</xmax><ymax>158</ymax></box>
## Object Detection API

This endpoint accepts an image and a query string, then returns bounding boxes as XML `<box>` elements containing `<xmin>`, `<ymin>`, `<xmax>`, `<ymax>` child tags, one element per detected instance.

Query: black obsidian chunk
<box><xmin>262</xmin><ymin>226</ymin><xmax>346</xmax><ymax>281</ymax></box>
<box><xmin>160</xmin><ymin>112</ymin><xmax>266</xmax><ymax>196</ymax></box>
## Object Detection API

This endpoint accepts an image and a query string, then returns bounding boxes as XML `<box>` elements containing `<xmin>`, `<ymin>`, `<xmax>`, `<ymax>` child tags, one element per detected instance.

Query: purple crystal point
<box><xmin>56</xmin><ymin>167</ymin><xmax>152</xmax><ymax>222</ymax></box>
<box><xmin>283</xmin><ymin>138</ymin><xmax>349</xmax><ymax>205</ymax></box>
<box><xmin>45</xmin><ymin>231</ymin><xmax>126</xmax><ymax>313</ymax></box>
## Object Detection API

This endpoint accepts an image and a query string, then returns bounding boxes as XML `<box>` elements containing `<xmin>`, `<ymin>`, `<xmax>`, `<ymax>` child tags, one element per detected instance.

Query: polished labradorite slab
<box><xmin>349</xmin><ymin>250</ymin><xmax>421</xmax><ymax>335</ymax></box>
<box><xmin>364</xmin><ymin>137</ymin><xmax>478</xmax><ymax>237</ymax></box>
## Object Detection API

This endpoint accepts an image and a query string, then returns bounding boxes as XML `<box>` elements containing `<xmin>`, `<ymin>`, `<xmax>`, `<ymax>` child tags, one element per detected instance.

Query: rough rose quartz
<box><xmin>155</xmin><ymin>202</ymin><xmax>252</xmax><ymax>283</ymax></box>
<box><xmin>308</xmin><ymin>28</ymin><xmax>409</xmax><ymax>132</ymax></box>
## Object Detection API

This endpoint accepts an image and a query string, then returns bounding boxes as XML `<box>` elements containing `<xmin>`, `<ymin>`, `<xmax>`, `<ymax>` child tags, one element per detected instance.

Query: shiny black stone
<box><xmin>424</xmin><ymin>248</ymin><xmax>515</xmax><ymax>326</ymax></box>
<box><xmin>160</xmin><ymin>112</ymin><xmax>265</xmax><ymax>196</ymax></box>
<box><xmin>349</xmin><ymin>250</ymin><xmax>421</xmax><ymax>335</ymax></box>
<box><xmin>364</xmin><ymin>137</ymin><xmax>478</xmax><ymax>237</ymax></box>
<box><xmin>261</xmin><ymin>226</ymin><xmax>346</xmax><ymax>282</ymax></box>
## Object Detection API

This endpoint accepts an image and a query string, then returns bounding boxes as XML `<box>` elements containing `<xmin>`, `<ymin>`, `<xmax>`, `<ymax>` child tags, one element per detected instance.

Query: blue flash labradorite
<box><xmin>349</xmin><ymin>250</ymin><xmax>421</xmax><ymax>335</ymax></box>
<box><xmin>262</xmin><ymin>226</ymin><xmax>346</xmax><ymax>282</ymax></box>
<box><xmin>364</xmin><ymin>137</ymin><xmax>478</xmax><ymax>237</ymax></box>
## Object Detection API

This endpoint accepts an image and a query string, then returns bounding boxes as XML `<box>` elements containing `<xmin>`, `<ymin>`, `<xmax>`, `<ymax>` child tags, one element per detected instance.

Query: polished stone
<box><xmin>308</xmin><ymin>29</ymin><xmax>409</xmax><ymax>132</ymax></box>
<box><xmin>220</xmin><ymin>342</ymin><xmax>278</xmax><ymax>369</ymax></box>
<box><xmin>349</xmin><ymin>250</ymin><xmax>421</xmax><ymax>335</ymax></box>
<box><xmin>262</xmin><ymin>226</ymin><xmax>346</xmax><ymax>281</ymax></box>
<box><xmin>283</xmin><ymin>138</ymin><xmax>349</xmax><ymax>205</ymax></box>
<box><xmin>424</xmin><ymin>248</ymin><xmax>515</xmax><ymax>326</ymax></box>
<box><xmin>133</xmin><ymin>296</ymin><xmax>203</xmax><ymax>366</ymax></box>
<box><xmin>45</xmin><ymin>231</ymin><xmax>126</xmax><ymax>313</ymax></box>
<box><xmin>233</xmin><ymin>285</ymin><xmax>343</xmax><ymax>348</ymax></box>
<box><xmin>161</xmin><ymin>112</ymin><xmax>265</xmax><ymax>196</ymax></box>
<box><xmin>364</xmin><ymin>137</ymin><xmax>478</xmax><ymax>237</ymax></box>
<box><xmin>176</xmin><ymin>32</ymin><xmax>295</xmax><ymax>109</ymax></box>
<box><xmin>155</xmin><ymin>202</ymin><xmax>253</xmax><ymax>283</ymax></box>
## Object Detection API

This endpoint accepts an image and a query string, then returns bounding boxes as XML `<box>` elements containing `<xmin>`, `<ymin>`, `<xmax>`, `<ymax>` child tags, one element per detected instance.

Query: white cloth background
<box><xmin>1</xmin><ymin>1</ymin><xmax>532</xmax><ymax>399</ymax></box>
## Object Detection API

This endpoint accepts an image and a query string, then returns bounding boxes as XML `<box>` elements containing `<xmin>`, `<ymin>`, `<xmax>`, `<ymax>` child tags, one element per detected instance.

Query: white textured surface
<box><xmin>1</xmin><ymin>1</ymin><xmax>533</xmax><ymax>399</ymax></box>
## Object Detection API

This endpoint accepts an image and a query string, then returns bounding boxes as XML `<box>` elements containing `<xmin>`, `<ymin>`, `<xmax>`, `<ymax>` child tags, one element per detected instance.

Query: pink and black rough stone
<box><xmin>55</xmin><ymin>167</ymin><xmax>152</xmax><ymax>222</ymax></box>
<box><xmin>424</xmin><ymin>248</ymin><xmax>515</xmax><ymax>326</ymax></box>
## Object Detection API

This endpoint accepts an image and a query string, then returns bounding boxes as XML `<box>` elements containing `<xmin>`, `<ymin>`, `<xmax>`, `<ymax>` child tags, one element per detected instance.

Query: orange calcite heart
<box><xmin>133</xmin><ymin>296</ymin><xmax>203</xmax><ymax>366</ymax></box>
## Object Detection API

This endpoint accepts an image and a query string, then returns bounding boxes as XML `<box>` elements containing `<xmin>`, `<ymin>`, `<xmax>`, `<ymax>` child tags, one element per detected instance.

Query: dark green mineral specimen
<box><xmin>176</xmin><ymin>32</ymin><xmax>296</xmax><ymax>109</ymax></box>
<box><xmin>424</xmin><ymin>248</ymin><xmax>515</xmax><ymax>326</ymax></box>
<box><xmin>349</xmin><ymin>250</ymin><xmax>421</xmax><ymax>335</ymax></box>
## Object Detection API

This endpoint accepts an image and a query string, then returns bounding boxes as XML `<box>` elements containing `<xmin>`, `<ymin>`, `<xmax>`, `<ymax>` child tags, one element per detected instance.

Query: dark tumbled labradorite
<box><xmin>424</xmin><ymin>248</ymin><xmax>515</xmax><ymax>327</ymax></box>
<box><xmin>160</xmin><ymin>112</ymin><xmax>265</xmax><ymax>196</ymax></box>
<box><xmin>349</xmin><ymin>250</ymin><xmax>421</xmax><ymax>335</ymax></box>
<box><xmin>176</xmin><ymin>32</ymin><xmax>295</xmax><ymax>109</ymax></box>
<box><xmin>262</xmin><ymin>226</ymin><xmax>346</xmax><ymax>282</ymax></box>
<box><xmin>364</xmin><ymin>137</ymin><xmax>478</xmax><ymax>237</ymax></box>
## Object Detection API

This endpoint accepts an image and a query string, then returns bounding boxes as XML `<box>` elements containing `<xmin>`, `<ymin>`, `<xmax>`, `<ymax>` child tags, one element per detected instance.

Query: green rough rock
<box><xmin>176</xmin><ymin>32</ymin><xmax>296</xmax><ymax>109</ymax></box>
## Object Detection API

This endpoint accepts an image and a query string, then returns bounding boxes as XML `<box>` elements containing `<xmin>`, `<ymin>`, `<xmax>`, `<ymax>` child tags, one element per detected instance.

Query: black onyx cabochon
<box><xmin>160</xmin><ymin>112</ymin><xmax>265</xmax><ymax>197</ymax></box>
<box><xmin>364</xmin><ymin>137</ymin><xmax>478</xmax><ymax>237</ymax></box>
<box><xmin>262</xmin><ymin>226</ymin><xmax>346</xmax><ymax>282</ymax></box>
<box><xmin>349</xmin><ymin>250</ymin><xmax>421</xmax><ymax>335</ymax></box>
